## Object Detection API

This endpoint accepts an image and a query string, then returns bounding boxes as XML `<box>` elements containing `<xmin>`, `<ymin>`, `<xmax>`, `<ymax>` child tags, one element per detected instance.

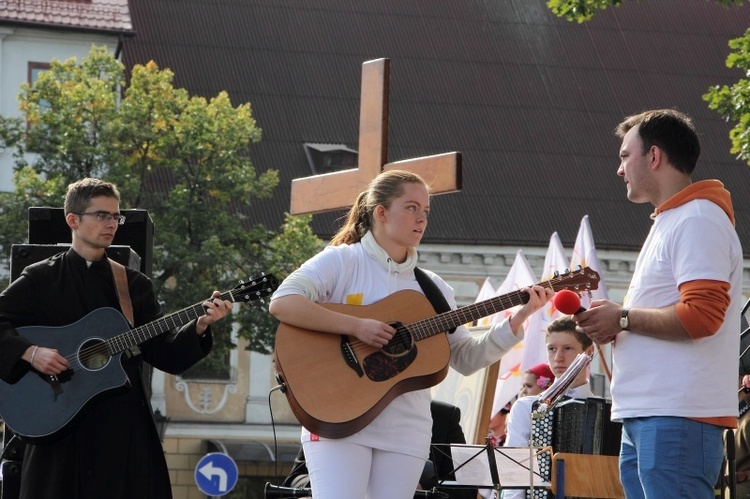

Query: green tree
<box><xmin>547</xmin><ymin>0</ymin><xmax>744</xmax><ymax>23</ymax></box>
<box><xmin>704</xmin><ymin>33</ymin><xmax>750</xmax><ymax>167</ymax></box>
<box><xmin>0</xmin><ymin>46</ymin><xmax>322</xmax><ymax>375</ymax></box>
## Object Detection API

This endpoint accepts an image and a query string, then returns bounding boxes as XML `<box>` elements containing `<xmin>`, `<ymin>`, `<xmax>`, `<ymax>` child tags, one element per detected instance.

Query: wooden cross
<box><xmin>290</xmin><ymin>58</ymin><xmax>462</xmax><ymax>215</ymax></box>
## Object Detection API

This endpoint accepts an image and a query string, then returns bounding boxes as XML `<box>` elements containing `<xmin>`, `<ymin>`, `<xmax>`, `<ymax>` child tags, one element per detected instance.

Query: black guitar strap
<box><xmin>414</xmin><ymin>267</ymin><xmax>456</xmax><ymax>334</ymax></box>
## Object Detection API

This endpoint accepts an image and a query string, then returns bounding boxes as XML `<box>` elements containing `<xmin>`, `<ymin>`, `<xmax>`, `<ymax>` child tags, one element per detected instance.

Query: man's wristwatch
<box><xmin>620</xmin><ymin>308</ymin><xmax>630</xmax><ymax>330</ymax></box>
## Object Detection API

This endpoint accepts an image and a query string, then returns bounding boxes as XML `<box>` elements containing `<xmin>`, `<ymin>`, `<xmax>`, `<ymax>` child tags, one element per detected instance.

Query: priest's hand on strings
<box><xmin>24</xmin><ymin>345</ymin><xmax>69</xmax><ymax>375</ymax></box>
<box><xmin>196</xmin><ymin>291</ymin><xmax>233</xmax><ymax>335</ymax></box>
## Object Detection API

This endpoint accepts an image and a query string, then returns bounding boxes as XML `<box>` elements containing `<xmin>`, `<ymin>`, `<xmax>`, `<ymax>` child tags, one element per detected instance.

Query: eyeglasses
<box><xmin>75</xmin><ymin>211</ymin><xmax>126</xmax><ymax>225</ymax></box>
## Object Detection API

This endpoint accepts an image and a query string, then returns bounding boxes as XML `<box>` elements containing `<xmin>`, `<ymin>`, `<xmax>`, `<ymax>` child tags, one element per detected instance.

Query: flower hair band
<box><xmin>537</xmin><ymin>376</ymin><xmax>552</xmax><ymax>389</ymax></box>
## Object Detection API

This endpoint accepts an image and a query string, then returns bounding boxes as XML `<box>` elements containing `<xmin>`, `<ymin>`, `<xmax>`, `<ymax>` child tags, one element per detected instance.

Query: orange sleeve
<box><xmin>675</xmin><ymin>279</ymin><xmax>730</xmax><ymax>339</ymax></box>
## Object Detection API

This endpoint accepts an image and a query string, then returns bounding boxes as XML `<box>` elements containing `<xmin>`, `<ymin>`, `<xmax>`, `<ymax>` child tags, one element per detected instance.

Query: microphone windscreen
<box><xmin>553</xmin><ymin>289</ymin><xmax>581</xmax><ymax>315</ymax></box>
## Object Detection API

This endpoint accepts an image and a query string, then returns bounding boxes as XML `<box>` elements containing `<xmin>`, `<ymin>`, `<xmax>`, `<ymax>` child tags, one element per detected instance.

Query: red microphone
<box><xmin>553</xmin><ymin>289</ymin><xmax>586</xmax><ymax>315</ymax></box>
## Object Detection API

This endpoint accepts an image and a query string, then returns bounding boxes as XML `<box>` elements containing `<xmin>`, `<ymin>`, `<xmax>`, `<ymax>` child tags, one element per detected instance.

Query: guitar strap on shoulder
<box><xmin>414</xmin><ymin>267</ymin><xmax>456</xmax><ymax>334</ymax></box>
<box><xmin>109</xmin><ymin>258</ymin><xmax>135</xmax><ymax>328</ymax></box>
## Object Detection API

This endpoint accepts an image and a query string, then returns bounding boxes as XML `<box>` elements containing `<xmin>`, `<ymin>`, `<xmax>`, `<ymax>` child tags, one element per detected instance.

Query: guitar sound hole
<box><xmin>381</xmin><ymin>323</ymin><xmax>413</xmax><ymax>357</ymax></box>
<box><xmin>79</xmin><ymin>338</ymin><xmax>111</xmax><ymax>371</ymax></box>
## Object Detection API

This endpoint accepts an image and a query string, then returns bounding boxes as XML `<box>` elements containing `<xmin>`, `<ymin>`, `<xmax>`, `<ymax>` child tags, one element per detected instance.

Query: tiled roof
<box><xmin>122</xmin><ymin>0</ymin><xmax>750</xmax><ymax>254</ymax></box>
<box><xmin>0</xmin><ymin>0</ymin><xmax>133</xmax><ymax>33</ymax></box>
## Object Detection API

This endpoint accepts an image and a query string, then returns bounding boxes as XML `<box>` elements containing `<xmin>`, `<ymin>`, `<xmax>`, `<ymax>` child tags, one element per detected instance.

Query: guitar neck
<box><xmin>410</xmin><ymin>288</ymin><xmax>529</xmax><ymax>340</ymax></box>
<box><xmin>406</xmin><ymin>267</ymin><xmax>600</xmax><ymax>341</ymax></box>
<box><xmin>107</xmin><ymin>289</ymin><xmax>235</xmax><ymax>354</ymax></box>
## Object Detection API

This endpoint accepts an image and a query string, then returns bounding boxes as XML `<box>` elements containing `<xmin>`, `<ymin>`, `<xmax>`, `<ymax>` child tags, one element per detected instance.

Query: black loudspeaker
<box><xmin>10</xmin><ymin>244</ymin><xmax>141</xmax><ymax>283</ymax></box>
<box><xmin>27</xmin><ymin>207</ymin><xmax>154</xmax><ymax>277</ymax></box>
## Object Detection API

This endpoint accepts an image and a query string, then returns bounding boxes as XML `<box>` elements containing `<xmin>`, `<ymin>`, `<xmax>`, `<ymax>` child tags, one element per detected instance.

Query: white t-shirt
<box><xmin>611</xmin><ymin>198</ymin><xmax>742</xmax><ymax>421</ymax></box>
<box><xmin>272</xmin><ymin>232</ymin><xmax>523</xmax><ymax>458</ymax></box>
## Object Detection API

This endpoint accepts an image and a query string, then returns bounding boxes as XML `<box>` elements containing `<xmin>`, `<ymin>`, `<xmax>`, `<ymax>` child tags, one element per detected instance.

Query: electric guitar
<box><xmin>0</xmin><ymin>274</ymin><xmax>278</xmax><ymax>439</ymax></box>
<box><xmin>274</xmin><ymin>267</ymin><xmax>600</xmax><ymax>438</ymax></box>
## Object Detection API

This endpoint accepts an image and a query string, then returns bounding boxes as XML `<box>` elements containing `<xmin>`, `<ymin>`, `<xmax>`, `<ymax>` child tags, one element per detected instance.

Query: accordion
<box><xmin>527</xmin><ymin>397</ymin><xmax>622</xmax><ymax>499</ymax></box>
<box><xmin>536</xmin><ymin>397</ymin><xmax>622</xmax><ymax>456</ymax></box>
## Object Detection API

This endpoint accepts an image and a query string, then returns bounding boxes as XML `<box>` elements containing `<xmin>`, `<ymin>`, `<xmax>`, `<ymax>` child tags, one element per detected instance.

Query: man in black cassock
<box><xmin>0</xmin><ymin>178</ymin><xmax>233</xmax><ymax>499</ymax></box>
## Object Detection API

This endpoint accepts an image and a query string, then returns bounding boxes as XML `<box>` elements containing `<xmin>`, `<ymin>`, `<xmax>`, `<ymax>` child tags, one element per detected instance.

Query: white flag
<box><xmin>571</xmin><ymin>215</ymin><xmax>612</xmax><ymax>381</ymax></box>
<box><xmin>490</xmin><ymin>250</ymin><xmax>537</xmax><ymax>416</ymax></box>
<box><xmin>520</xmin><ymin>232</ymin><xmax>570</xmax><ymax>373</ymax></box>
<box><xmin>474</xmin><ymin>277</ymin><xmax>497</xmax><ymax>327</ymax></box>
<box><xmin>571</xmin><ymin>215</ymin><xmax>609</xmax><ymax>306</ymax></box>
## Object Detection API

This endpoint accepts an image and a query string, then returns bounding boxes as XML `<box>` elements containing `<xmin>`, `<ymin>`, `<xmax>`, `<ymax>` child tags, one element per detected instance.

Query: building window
<box><xmin>303</xmin><ymin>143</ymin><xmax>358</xmax><ymax>174</ymax></box>
<box><xmin>28</xmin><ymin>62</ymin><xmax>52</xmax><ymax>111</ymax></box>
<box><xmin>28</xmin><ymin>62</ymin><xmax>50</xmax><ymax>85</ymax></box>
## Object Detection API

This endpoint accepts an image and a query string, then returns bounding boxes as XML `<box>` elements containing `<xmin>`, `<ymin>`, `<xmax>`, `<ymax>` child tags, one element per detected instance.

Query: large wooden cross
<box><xmin>290</xmin><ymin>58</ymin><xmax>462</xmax><ymax>215</ymax></box>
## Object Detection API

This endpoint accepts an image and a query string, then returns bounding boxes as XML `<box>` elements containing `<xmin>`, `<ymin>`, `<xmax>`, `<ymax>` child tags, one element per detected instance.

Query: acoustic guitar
<box><xmin>274</xmin><ymin>267</ymin><xmax>600</xmax><ymax>438</ymax></box>
<box><xmin>0</xmin><ymin>274</ymin><xmax>278</xmax><ymax>439</ymax></box>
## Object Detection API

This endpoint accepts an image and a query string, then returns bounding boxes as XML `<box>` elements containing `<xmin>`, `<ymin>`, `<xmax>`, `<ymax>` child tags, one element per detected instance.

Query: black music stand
<box><xmin>431</xmin><ymin>441</ymin><xmax>552</xmax><ymax>493</ymax></box>
<box><xmin>740</xmin><ymin>326</ymin><xmax>750</xmax><ymax>376</ymax></box>
<box><xmin>0</xmin><ymin>424</ymin><xmax>22</xmax><ymax>499</ymax></box>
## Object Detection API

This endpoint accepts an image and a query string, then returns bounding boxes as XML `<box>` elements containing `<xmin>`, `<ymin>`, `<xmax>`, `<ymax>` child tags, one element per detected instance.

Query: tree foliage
<box><xmin>547</xmin><ymin>0</ymin><xmax>744</xmax><ymax>23</ymax></box>
<box><xmin>704</xmin><ymin>31</ymin><xmax>750</xmax><ymax>167</ymax></box>
<box><xmin>0</xmin><ymin>46</ymin><xmax>323</xmax><ymax>374</ymax></box>
<box><xmin>547</xmin><ymin>0</ymin><xmax>624</xmax><ymax>23</ymax></box>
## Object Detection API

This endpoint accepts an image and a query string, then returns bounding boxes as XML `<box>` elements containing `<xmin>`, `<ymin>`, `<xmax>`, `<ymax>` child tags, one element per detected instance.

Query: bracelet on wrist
<box><xmin>30</xmin><ymin>345</ymin><xmax>38</xmax><ymax>368</ymax></box>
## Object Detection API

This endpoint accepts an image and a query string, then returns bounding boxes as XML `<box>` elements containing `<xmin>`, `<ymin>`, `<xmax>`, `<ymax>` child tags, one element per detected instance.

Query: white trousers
<box><xmin>303</xmin><ymin>439</ymin><xmax>425</xmax><ymax>499</ymax></box>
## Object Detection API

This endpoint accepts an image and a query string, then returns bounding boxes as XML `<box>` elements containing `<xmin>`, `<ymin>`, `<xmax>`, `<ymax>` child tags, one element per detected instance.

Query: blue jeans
<box><xmin>619</xmin><ymin>417</ymin><xmax>724</xmax><ymax>499</ymax></box>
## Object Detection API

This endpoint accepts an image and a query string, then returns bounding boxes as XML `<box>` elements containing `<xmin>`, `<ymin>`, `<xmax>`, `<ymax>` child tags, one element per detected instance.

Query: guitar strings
<box><xmin>343</xmin><ymin>289</ymin><xmax>525</xmax><ymax>354</ymax></box>
<box><xmin>406</xmin><ymin>271</ymin><xmax>591</xmax><ymax>340</ymax></box>
<box><xmin>55</xmin><ymin>289</ymin><xmax>245</xmax><ymax>370</ymax></box>
<box><xmin>46</xmin><ymin>276</ymin><xmax>276</xmax><ymax>372</ymax></box>
<box><xmin>333</xmin><ymin>270</ymin><xmax>591</xmax><ymax>356</ymax></box>
<box><xmin>343</xmin><ymin>288</ymin><xmax>528</xmax><ymax>354</ymax></box>
<box><xmin>56</xmin><ymin>272</ymin><xmax>589</xmax><ymax>369</ymax></box>
<box><xmin>60</xmin><ymin>309</ymin><xmax>204</xmax><ymax>369</ymax></box>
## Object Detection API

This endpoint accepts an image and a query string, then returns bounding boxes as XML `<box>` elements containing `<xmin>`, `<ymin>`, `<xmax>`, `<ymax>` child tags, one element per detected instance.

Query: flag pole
<box><xmin>595</xmin><ymin>344</ymin><xmax>612</xmax><ymax>382</ymax></box>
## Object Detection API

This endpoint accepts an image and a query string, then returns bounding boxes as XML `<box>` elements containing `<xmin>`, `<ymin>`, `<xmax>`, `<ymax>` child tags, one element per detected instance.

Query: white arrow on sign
<box><xmin>199</xmin><ymin>461</ymin><xmax>228</xmax><ymax>492</ymax></box>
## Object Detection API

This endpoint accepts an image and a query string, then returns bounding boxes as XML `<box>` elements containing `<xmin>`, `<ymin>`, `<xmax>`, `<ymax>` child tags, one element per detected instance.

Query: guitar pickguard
<box><xmin>362</xmin><ymin>347</ymin><xmax>417</xmax><ymax>382</ymax></box>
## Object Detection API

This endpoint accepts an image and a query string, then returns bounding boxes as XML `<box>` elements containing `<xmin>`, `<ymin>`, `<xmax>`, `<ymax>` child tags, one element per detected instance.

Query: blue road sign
<box><xmin>195</xmin><ymin>452</ymin><xmax>239</xmax><ymax>497</ymax></box>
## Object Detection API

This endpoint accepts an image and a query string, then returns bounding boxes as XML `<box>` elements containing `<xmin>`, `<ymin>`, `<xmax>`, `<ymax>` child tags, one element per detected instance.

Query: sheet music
<box><xmin>448</xmin><ymin>445</ymin><xmax>552</xmax><ymax>488</ymax></box>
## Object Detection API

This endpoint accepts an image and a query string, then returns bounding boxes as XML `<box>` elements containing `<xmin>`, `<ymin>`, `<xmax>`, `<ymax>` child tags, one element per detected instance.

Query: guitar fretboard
<box><xmin>409</xmin><ymin>288</ymin><xmax>529</xmax><ymax>341</ymax></box>
<box><xmin>406</xmin><ymin>268</ymin><xmax>598</xmax><ymax>341</ymax></box>
<box><xmin>106</xmin><ymin>289</ymin><xmax>235</xmax><ymax>354</ymax></box>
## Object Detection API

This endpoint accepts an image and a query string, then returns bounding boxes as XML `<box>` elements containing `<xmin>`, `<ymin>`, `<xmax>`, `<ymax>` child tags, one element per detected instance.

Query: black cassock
<box><xmin>0</xmin><ymin>249</ymin><xmax>212</xmax><ymax>499</ymax></box>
